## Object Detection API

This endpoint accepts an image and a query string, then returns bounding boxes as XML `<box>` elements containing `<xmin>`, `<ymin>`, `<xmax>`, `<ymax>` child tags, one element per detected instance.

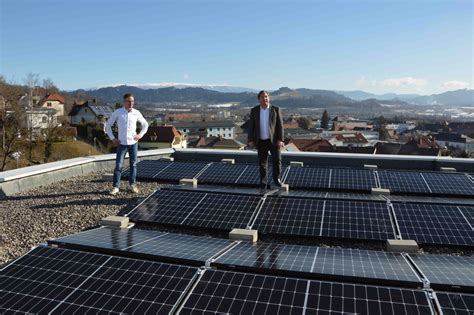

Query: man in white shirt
<box><xmin>104</xmin><ymin>93</ymin><xmax>149</xmax><ymax>195</ymax></box>
<box><xmin>248</xmin><ymin>90</ymin><xmax>284</xmax><ymax>189</ymax></box>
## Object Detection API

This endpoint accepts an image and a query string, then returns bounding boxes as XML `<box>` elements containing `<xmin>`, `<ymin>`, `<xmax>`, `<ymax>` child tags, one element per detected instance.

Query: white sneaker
<box><xmin>109</xmin><ymin>187</ymin><xmax>119</xmax><ymax>195</ymax></box>
<box><xmin>130</xmin><ymin>184</ymin><xmax>139</xmax><ymax>193</ymax></box>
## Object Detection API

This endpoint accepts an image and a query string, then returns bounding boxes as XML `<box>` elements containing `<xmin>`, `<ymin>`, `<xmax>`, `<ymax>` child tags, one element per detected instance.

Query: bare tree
<box><xmin>42</xmin><ymin>109</ymin><xmax>60</xmax><ymax>162</ymax></box>
<box><xmin>42</xmin><ymin>78</ymin><xmax>59</xmax><ymax>94</ymax></box>
<box><xmin>23</xmin><ymin>73</ymin><xmax>40</xmax><ymax>162</ymax></box>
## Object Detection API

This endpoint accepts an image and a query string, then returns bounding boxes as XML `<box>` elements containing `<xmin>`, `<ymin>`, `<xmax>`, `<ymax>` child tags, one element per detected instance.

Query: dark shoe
<box><xmin>273</xmin><ymin>179</ymin><xmax>283</xmax><ymax>187</ymax></box>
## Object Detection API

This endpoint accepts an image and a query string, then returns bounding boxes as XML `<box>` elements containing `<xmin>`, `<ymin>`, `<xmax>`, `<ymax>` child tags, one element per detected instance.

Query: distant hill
<box><xmin>337</xmin><ymin>89</ymin><xmax>473</xmax><ymax>106</ymax></box>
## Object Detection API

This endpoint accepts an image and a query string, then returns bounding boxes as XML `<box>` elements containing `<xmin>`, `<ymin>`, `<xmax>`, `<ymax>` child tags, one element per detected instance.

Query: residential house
<box><xmin>434</xmin><ymin>132</ymin><xmax>474</xmax><ymax>154</ymax></box>
<box><xmin>139</xmin><ymin>125</ymin><xmax>187</xmax><ymax>150</ymax></box>
<box><xmin>173</xmin><ymin>120</ymin><xmax>236</xmax><ymax>140</ymax></box>
<box><xmin>329</xmin><ymin>133</ymin><xmax>369</xmax><ymax>147</ymax></box>
<box><xmin>285</xmin><ymin>139</ymin><xmax>333</xmax><ymax>152</ymax></box>
<box><xmin>37</xmin><ymin>93</ymin><xmax>65</xmax><ymax>117</ymax></box>
<box><xmin>69</xmin><ymin>99</ymin><xmax>114</xmax><ymax>125</ymax></box>
<box><xmin>189</xmin><ymin>135</ymin><xmax>245</xmax><ymax>150</ymax></box>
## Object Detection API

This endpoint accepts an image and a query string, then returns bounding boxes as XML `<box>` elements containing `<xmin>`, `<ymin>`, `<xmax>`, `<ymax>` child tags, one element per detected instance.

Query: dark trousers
<box><xmin>257</xmin><ymin>139</ymin><xmax>282</xmax><ymax>185</ymax></box>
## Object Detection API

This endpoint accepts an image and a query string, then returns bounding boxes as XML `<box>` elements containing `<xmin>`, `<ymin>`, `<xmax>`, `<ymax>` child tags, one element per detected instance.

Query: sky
<box><xmin>1</xmin><ymin>0</ymin><xmax>473</xmax><ymax>94</ymax></box>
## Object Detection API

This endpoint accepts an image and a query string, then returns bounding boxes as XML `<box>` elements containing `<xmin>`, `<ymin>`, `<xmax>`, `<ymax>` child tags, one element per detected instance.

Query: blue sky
<box><xmin>1</xmin><ymin>0</ymin><xmax>472</xmax><ymax>94</ymax></box>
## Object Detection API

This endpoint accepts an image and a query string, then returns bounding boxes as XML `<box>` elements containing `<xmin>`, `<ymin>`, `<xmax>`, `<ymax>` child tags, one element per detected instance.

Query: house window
<box><xmin>42</xmin><ymin>117</ymin><xmax>47</xmax><ymax>123</ymax></box>
<box><xmin>47</xmin><ymin>102</ymin><xmax>52</xmax><ymax>107</ymax></box>
<box><xmin>209</xmin><ymin>128</ymin><xmax>212</xmax><ymax>131</ymax></box>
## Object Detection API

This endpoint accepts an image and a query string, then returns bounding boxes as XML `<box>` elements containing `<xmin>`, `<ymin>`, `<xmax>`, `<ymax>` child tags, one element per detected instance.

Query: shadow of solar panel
<box><xmin>393</xmin><ymin>203</ymin><xmax>474</xmax><ymax>246</ymax></box>
<box><xmin>436</xmin><ymin>292</ymin><xmax>474</xmax><ymax>314</ymax></box>
<box><xmin>197</xmin><ymin>163</ymin><xmax>248</xmax><ymax>184</ymax></box>
<box><xmin>127</xmin><ymin>189</ymin><xmax>207</xmax><ymax>224</ymax></box>
<box><xmin>252</xmin><ymin>196</ymin><xmax>324</xmax><ymax>236</ymax></box>
<box><xmin>0</xmin><ymin>247</ymin><xmax>197</xmax><ymax>314</ymax></box>
<box><xmin>379</xmin><ymin>170</ymin><xmax>431</xmax><ymax>194</ymax></box>
<box><xmin>422</xmin><ymin>172</ymin><xmax>474</xmax><ymax>196</ymax></box>
<box><xmin>122</xmin><ymin>159</ymin><xmax>173</xmax><ymax>179</ymax></box>
<box><xmin>322</xmin><ymin>200</ymin><xmax>396</xmax><ymax>241</ymax></box>
<box><xmin>409</xmin><ymin>254</ymin><xmax>474</xmax><ymax>291</ymax></box>
<box><xmin>128</xmin><ymin>189</ymin><xmax>261</xmax><ymax>230</ymax></box>
<box><xmin>153</xmin><ymin>162</ymin><xmax>208</xmax><ymax>182</ymax></box>
<box><xmin>179</xmin><ymin>269</ymin><xmax>433</xmax><ymax>314</ymax></box>
<box><xmin>284</xmin><ymin>167</ymin><xmax>331</xmax><ymax>189</ymax></box>
<box><xmin>49</xmin><ymin>227</ymin><xmax>233</xmax><ymax>265</ymax></box>
<box><xmin>330</xmin><ymin>168</ymin><xmax>376</xmax><ymax>191</ymax></box>
<box><xmin>213</xmin><ymin>243</ymin><xmax>421</xmax><ymax>287</ymax></box>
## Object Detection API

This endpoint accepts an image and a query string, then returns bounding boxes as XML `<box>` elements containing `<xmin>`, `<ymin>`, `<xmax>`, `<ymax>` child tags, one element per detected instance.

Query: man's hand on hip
<box><xmin>112</xmin><ymin>139</ymin><xmax>120</xmax><ymax>145</ymax></box>
<box><xmin>133</xmin><ymin>135</ymin><xmax>141</xmax><ymax>141</ymax></box>
<box><xmin>276</xmin><ymin>141</ymin><xmax>284</xmax><ymax>149</ymax></box>
<box><xmin>248</xmin><ymin>141</ymin><xmax>255</xmax><ymax>148</ymax></box>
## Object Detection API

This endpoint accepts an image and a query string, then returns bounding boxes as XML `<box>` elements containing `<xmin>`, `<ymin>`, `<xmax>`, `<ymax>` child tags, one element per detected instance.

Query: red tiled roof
<box><xmin>42</xmin><ymin>93</ymin><xmax>65</xmax><ymax>104</ymax></box>
<box><xmin>334</xmin><ymin>133</ymin><xmax>368</xmax><ymax>143</ymax></box>
<box><xmin>287</xmin><ymin>139</ymin><xmax>333</xmax><ymax>152</ymax></box>
<box><xmin>141</xmin><ymin>126</ymin><xmax>183</xmax><ymax>143</ymax></box>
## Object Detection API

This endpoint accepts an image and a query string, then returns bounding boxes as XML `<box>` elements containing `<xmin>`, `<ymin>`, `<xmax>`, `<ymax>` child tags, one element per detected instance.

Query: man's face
<box><xmin>124</xmin><ymin>96</ymin><xmax>135</xmax><ymax>111</ymax></box>
<box><xmin>258</xmin><ymin>92</ymin><xmax>270</xmax><ymax>108</ymax></box>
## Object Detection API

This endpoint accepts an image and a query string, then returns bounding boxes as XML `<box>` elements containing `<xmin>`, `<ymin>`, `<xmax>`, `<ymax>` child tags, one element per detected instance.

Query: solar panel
<box><xmin>330</xmin><ymin>168</ymin><xmax>376</xmax><ymax>191</ymax></box>
<box><xmin>197</xmin><ymin>163</ymin><xmax>248</xmax><ymax>184</ymax></box>
<box><xmin>386</xmin><ymin>195</ymin><xmax>474</xmax><ymax>206</ymax></box>
<box><xmin>409</xmin><ymin>254</ymin><xmax>474</xmax><ymax>291</ymax></box>
<box><xmin>379</xmin><ymin>170</ymin><xmax>431</xmax><ymax>194</ymax></box>
<box><xmin>236</xmin><ymin>164</ymin><xmax>286</xmax><ymax>186</ymax></box>
<box><xmin>321</xmin><ymin>200</ymin><xmax>396</xmax><ymax>240</ymax></box>
<box><xmin>0</xmin><ymin>247</ymin><xmax>197</xmax><ymax>314</ymax></box>
<box><xmin>284</xmin><ymin>166</ymin><xmax>331</xmax><ymax>189</ymax></box>
<box><xmin>122</xmin><ymin>159</ymin><xmax>173</xmax><ymax>179</ymax></box>
<box><xmin>213</xmin><ymin>242</ymin><xmax>421</xmax><ymax>286</ymax></box>
<box><xmin>153</xmin><ymin>161</ymin><xmax>208</xmax><ymax>182</ymax></box>
<box><xmin>127</xmin><ymin>189</ymin><xmax>206</xmax><ymax>225</ymax></box>
<box><xmin>128</xmin><ymin>189</ymin><xmax>261</xmax><ymax>230</ymax></box>
<box><xmin>459</xmin><ymin>206</ymin><xmax>474</xmax><ymax>227</ymax></box>
<box><xmin>436</xmin><ymin>292</ymin><xmax>474</xmax><ymax>314</ymax></box>
<box><xmin>49</xmin><ymin>227</ymin><xmax>233</xmax><ymax>265</ymax></box>
<box><xmin>283</xmin><ymin>190</ymin><xmax>386</xmax><ymax>201</ymax></box>
<box><xmin>392</xmin><ymin>203</ymin><xmax>474</xmax><ymax>246</ymax></box>
<box><xmin>179</xmin><ymin>269</ymin><xmax>434</xmax><ymax>314</ymax></box>
<box><xmin>252</xmin><ymin>196</ymin><xmax>325</xmax><ymax>236</ymax></box>
<box><xmin>422</xmin><ymin>172</ymin><xmax>474</xmax><ymax>196</ymax></box>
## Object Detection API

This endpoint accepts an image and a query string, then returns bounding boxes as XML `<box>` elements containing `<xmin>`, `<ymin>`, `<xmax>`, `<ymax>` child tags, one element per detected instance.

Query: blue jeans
<box><xmin>113</xmin><ymin>143</ymin><xmax>138</xmax><ymax>188</ymax></box>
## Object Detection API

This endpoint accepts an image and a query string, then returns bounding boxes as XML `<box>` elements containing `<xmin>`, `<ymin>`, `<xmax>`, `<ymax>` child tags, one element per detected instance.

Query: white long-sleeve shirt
<box><xmin>259</xmin><ymin>105</ymin><xmax>270</xmax><ymax>140</ymax></box>
<box><xmin>104</xmin><ymin>107</ymin><xmax>149</xmax><ymax>145</ymax></box>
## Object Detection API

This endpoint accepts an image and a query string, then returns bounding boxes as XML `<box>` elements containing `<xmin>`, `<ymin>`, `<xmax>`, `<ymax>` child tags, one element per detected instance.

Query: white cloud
<box><xmin>381</xmin><ymin>77</ymin><xmax>427</xmax><ymax>89</ymax></box>
<box><xmin>183</xmin><ymin>74</ymin><xmax>190</xmax><ymax>80</ymax></box>
<box><xmin>439</xmin><ymin>80</ymin><xmax>470</xmax><ymax>91</ymax></box>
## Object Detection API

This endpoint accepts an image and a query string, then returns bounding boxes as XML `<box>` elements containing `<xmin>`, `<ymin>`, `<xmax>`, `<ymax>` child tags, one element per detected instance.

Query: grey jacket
<box><xmin>248</xmin><ymin>105</ymin><xmax>284</xmax><ymax>145</ymax></box>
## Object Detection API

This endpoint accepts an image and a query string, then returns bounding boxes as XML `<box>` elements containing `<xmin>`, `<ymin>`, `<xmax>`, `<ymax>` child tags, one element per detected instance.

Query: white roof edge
<box><xmin>0</xmin><ymin>148</ymin><xmax>175</xmax><ymax>183</ymax></box>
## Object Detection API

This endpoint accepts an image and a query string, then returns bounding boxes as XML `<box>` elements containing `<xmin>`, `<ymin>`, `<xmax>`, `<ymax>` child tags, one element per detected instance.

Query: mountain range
<box><xmin>69</xmin><ymin>84</ymin><xmax>473</xmax><ymax>107</ymax></box>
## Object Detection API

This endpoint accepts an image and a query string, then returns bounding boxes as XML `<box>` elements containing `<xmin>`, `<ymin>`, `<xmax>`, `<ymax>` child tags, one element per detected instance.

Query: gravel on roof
<box><xmin>0</xmin><ymin>171</ymin><xmax>163</xmax><ymax>265</ymax></box>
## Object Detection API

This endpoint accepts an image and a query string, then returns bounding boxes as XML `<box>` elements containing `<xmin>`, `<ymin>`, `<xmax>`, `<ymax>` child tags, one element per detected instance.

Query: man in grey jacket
<box><xmin>248</xmin><ymin>90</ymin><xmax>284</xmax><ymax>189</ymax></box>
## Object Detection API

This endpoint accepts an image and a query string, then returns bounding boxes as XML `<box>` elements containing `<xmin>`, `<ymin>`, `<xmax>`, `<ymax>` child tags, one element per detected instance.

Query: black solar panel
<box><xmin>436</xmin><ymin>292</ymin><xmax>474</xmax><ymax>314</ymax></box>
<box><xmin>0</xmin><ymin>247</ymin><xmax>197</xmax><ymax>314</ymax></box>
<box><xmin>330</xmin><ymin>168</ymin><xmax>376</xmax><ymax>191</ymax></box>
<box><xmin>252</xmin><ymin>196</ymin><xmax>325</xmax><ymax>236</ymax></box>
<box><xmin>127</xmin><ymin>189</ymin><xmax>206</xmax><ymax>225</ymax></box>
<box><xmin>122</xmin><ymin>159</ymin><xmax>173</xmax><ymax>179</ymax></box>
<box><xmin>422</xmin><ymin>172</ymin><xmax>474</xmax><ymax>196</ymax></box>
<box><xmin>284</xmin><ymin>166</ymin><xmax>331</xmax><ymax>190</ymax></box>
<box><xmin>236</xmin><ymin>164</ymin><xmax>286</xmax><ymax>186</ymax></box>
<box><xmin>197</xmin><ymin>163</ymin><xmax>248</xmax><ymax>184</ymax></box>
<box><xmin>459</xmin><ymin>206</ymin><xmax>474</xmax><ymax>227</ymax></box>
<box><xmin>153</xmin><ymin>161</ymin><xmax>208</xmax><ymax>181</ymax></box>
<box><xmin>393</xmin><ymin>203</ymin><xmax>474</xmax><ymax>246</ymax></box>
<box><xmin>284</xmin><ymin>190</ymin><xmax>386</xmax><ymax>201</ymax></box>
<box><xmin>179</xmin><ymin>269</ymin><xmax>434</xmax><ymax>314</ymax></box>
<box><xmin>379</xmin><ymin>170</ymin><xmax>431</xmax><ymax>194</ymax></box>
<box><xmin>409</xmin><ymin>254</ymin><xmax>474</xmax><ymax>291</ymax></box>
<box><xmin>49</xmin><ymin>227</ymin><xmax>233</xmax><ymax>265</ymax></box>
<box><xmin>213</xmin><ymin>242</ymin><xmax>421</xmax><ymax>286</ymax></box>
<box><xmin>321</xmin><ymin>200</ymin><xmax>396</xmax><ymax>241</ymax></box>
<box><xmin>128</xmin><ymin>189</ymin><xmax>261</xmax><ymax>230</ymax></box>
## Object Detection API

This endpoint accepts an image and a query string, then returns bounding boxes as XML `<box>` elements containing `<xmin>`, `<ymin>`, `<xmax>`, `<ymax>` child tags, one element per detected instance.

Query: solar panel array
<box><xmin>0</xmin><ymin>247</ymin><xmax>198</xmax><ymax>314</ymax></box>
<box><xmin>213</xmin><ymin>242</ymin><xmax>422</xmax><ymax>287</ymax></box>
<box><xmin>379</xmin><ymin>170</ymin><xmax>474</xmax><ymax>197</ymax></box>
<box><xmin>408</xmin><ymin>254</ymin><xmax>474</xmax><ymax>290</ymax></box>
<box><xmin>49</xmin><ymin>227</ymin><xmax>233</xmax><ymax>265</ymax></box>
<box><xmin>253</xmin><ymin>196</ymin><xmax>395</xmax><ymax>241</ymax></box>
<box><xmin>122</xmin><ymin>159</ymin><xmax>173</xmax><ymax>179</ymax></box>
<box><xmin>392</xmin><ymin>203</ymin><xmax>474</xmax><ymax>246</ymax></box>
<box><xmin>179</xmin><ymin>269</ymin><xmax>434</xmax><ymax>314</ymax></box>
<box><xmin>127</xmin><ymin>189</ymin><xmax>261</xmax><ymax>230</ymax></box>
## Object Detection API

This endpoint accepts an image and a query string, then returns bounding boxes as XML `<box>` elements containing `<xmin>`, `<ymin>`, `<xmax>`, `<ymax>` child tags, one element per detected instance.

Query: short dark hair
<box><xmin>257</xmin><ymin>90</ymin><xmax>268</xmax><ymax>99</ymax></box>
<box><xmin>123</xmin><ymin>93</ymin><xmax>134</xmax><ymax>100</ymax></box>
